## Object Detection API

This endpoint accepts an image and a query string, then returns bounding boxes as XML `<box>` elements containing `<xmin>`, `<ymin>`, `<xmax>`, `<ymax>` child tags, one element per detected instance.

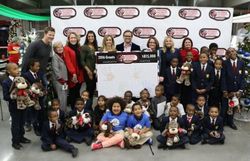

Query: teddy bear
<box><xmin>101</xmin><ymin>121</ymin><xmax>113</xmax><ymax>137</ymax></box>
<box><xmin>30</xmin><ymin>82</ymin><xmax>45</xmax><ymax>110</ymax></box>
<box><xmin>10</xmin><ymin>76</ymin><xmax>35</xmax><ymax>109</ymax></box>
<box><xmin>162</xmin><ymin>121</ymin><xmax>187</xmax><ymax>146</ymax></box>
<box><xmin>66</xmin><ymin>113</ymin><xmax>91</xmax><ymax>129</ymax></box>
<box><xmin>227</xmin><ymin>95</ymin><xmax>240</xmax><ymax>115</ymax></box>
<box><xmin>176</xmin><ymin>63</ymin><xmax>192</xmax><ymax>86</ymax></box>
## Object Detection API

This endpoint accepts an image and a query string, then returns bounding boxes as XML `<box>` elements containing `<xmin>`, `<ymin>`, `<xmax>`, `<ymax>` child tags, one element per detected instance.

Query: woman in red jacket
<box><xmin>179</xmin><ymin>37</ymin><xmax>199</xmax><ymax>64</ymax></box>
<box><xmin>64</xmin><ymin>32</ymin><xmax>84</xmax><ymax>110</ymax></box>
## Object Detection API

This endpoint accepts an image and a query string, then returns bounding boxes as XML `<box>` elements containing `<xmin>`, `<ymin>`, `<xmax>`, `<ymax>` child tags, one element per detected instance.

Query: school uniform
<box><xmin>182</xmin><ymin>114</ymin><xmax>202</xmax><ymax>144</ymax></box>
<box><xmin>191</xmin><ymin>62</ymin><xmax>215</xmax><ymax>102</ymax></box>
<box><xmin>84</xmin><ymin>99</ymin><xmax>93</xmax><ymax>112</ymax></box>
<box><xmin>157</xmin><ymin>116</ymin><xmax>188</xmax><ymax>148</ymax></box>
<box><xmin>41</xmin><ymin>120</ymin><xmax>76</xmax><ymax>152</ymax></box>
<box><xmin>221</xmin><ymin>59</ymin><xmax>246</xmax><ymax>127</ymax></box>
<box><xmin>93</xmin><ymin>106</ymin><xmax>106</xmax><ymax>128</ymax></box>
<box><xmin>164</xmin><ymin>66</ymin><xmax>181</xmax><ymax>101</ymax></box>
<box><xmin>208</xmin><ymin>68</ymin><xmax>223</xmax><ymax>107</ymax></box>
<box><xmin>125</xmin><ymin>113</ymin><xmax>153</xmax><ymax>146</ymax></box>
<box><xmin>52</xmin><ymin>53</ymin><xmax>68</xmax><ymax>112</ymax></box>
<box><xmin>150</xmin><ymin>96</ymin><xmax>166</xmax><ymax>130</ymax></box>
<box><xmin>66</xmin><ymin>109</ymin><xmax>94</xmax><ymax>144</ymax></box>
<box><xmin>202</xmin><ymin>116</ymin><xmax>225</xmax><ymax>144</ymax></box>
<box><xmin>2</xmin><ymin>76</ymin><xmax>26</xmax><ymax>146</ymax></box>
<box><xmin>22</xmin><ymin>70</ymin><xmax>46</xmax><ymax>135</ymax></box>
<box><xmin>165</xmin><ymin>102</ymin><xmax>185</xmax><ymax>117</ymax></box>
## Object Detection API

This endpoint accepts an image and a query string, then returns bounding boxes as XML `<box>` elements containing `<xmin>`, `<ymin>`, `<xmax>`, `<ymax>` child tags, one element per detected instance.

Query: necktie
<box><xmin>216</xmin><ymin>70</ymin><xmax>220</xmax><ymax>79</ymax></box>
<box><xmin>212</xmin><ymin>119</ymin><xmax>215</xmax><ymax>125</ymax></box>
<box><xmin>202</xmin><ymin>65</ymin><xmax>205</xmax><ymax>72</ymax></box>
<box><xmin>233</xmin><ymin>61</ymin><xmax>237</xmax><ymax>73</ymax></box>
<box><xmin>34</xmin><ymin>73</ymin><xmax>38</xmax><ymax>79</ymax></box>
<box><xmin>172</xmin><ymin>68</ymin><xmax>176</xmax><ymax>77</ymax></box>
<box><xmin>51</xmin><ymin>123</ymin><xmax>56</xmax><ymax>131</ymax></box>
<box><xmin>187</xmin><ymin>117</ymin><xmax>192</xmax><ymax>123</ymax></box>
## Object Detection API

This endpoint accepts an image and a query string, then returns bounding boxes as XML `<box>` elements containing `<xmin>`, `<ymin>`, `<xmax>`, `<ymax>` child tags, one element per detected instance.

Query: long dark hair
<box><xmin>84</xmin><ymin>30</ymin><xmax>98</xmax><ymax>51</ymax></box>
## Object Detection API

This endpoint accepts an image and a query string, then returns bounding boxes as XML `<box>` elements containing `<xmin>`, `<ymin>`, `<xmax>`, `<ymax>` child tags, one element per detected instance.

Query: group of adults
<box><xmin>21</xmin><ymin>26</ymin><xmax>211</xmax><ymax>111</ymax></box>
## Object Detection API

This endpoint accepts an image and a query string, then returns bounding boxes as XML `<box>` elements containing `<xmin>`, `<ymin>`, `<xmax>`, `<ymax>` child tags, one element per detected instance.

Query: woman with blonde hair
<box><xmin>52</xmin><ymin>41</ymin><xmax>68</xmax><ymax>112</ymax></box>
<box><xmin>100</xmin><ymin>35</ymin><xmax>116</xmax><ymax>52</ymax></box>
<box><xmin>64</xmin><ymin>32</ymin><xmax>84</xmax><ymax>110</ymax></box>
<box><xmin>159</xmin><ymin>36</ymin><xmax>180</xmax><ymax>82</ymax></box>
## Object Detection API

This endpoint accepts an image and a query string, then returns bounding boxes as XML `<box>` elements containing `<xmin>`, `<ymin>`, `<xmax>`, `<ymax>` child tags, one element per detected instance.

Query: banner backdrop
<box><xmin>51</xmin><ymin>6</ymin><xmax>233</xmax><ymax>50</ymax></box>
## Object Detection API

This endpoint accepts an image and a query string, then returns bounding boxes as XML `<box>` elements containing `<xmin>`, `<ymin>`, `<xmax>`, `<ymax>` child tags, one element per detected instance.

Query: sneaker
<box><xmin>146</xmin><ymin>138</ymin><xmax>153</xmax><ymax>145</ymax></box>
<box><xmin>71</xmin><ymin>148</ymin><xmax>78</xmax><ymax>158</ymax></box>
<box><xmin>91</xmin><ymin>143</ymin><xmax>103</xmax><ymax>151</ymax></box>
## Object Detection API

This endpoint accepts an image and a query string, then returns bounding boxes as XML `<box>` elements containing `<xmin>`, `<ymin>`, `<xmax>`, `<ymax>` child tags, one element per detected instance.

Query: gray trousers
<box><xmin>53</xmin><ymin>81</ymin><xmax>68</xmax><ymax>112</ymax></box>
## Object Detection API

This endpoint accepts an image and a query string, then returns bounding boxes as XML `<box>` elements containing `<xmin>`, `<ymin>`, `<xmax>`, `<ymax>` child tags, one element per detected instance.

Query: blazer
<box><xmin>116</xmin><ymin>42</ymin><xmax>141</xmax><ymax>51</ymax></box>
<box><xmin>221</xmin><ymin>59</ymin><xmax>246</xmax><ymax>92</ymax></box>
<box><xmin>182</xmin><ymin>114</ymin><xmax>201</xmax><ymax>132</ymax></box>
<box><xmin>164</xmin><ymin>67</ymin><xmax>181</xmax><ymax>95</ymax></box>
<box><xmin>191</xmin><ymin>62</ymin><xmax>215</xmax><ymax>91</ymax></box>
<box><xmin>41</xmin><ymin>120</ymin><xmax>64</xmax><ymax>144</ymax></box>
<box><xmin>22</xmin><ymin>70</ymin><xmax>46</xmax><ymax>86</ymax></box>
<box><xmin>202</xmin><ymin>116</ymin><xmax>224</xmax><ymax>134</ymax></box>
<box><xmin>2</xmin><ymin>77</ymin><xmax>17</xmax><ymax>112</ymax></box>
<box><xmin>52</xmin><ymin>53</ymin><xmax>68</xmax><ymax>82</ymax></box>
<box><xmin>64</xmin><ymin>46</ymin><xmax>84</xmax><ymax>88</ymax></box>
<box><xmin>195</xmin><ymin>105</ymin><xmax>209</xmax><ymax>118</ymax></box>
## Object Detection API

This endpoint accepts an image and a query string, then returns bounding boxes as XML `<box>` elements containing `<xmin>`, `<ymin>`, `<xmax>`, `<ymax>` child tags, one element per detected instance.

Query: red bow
<box><xmin>77</xmin><ymin>114</ymin><xmax>83</xmax><ymax>126</ymax></box>
<box><xmin>17</xmin><ymin>89</ymin><xmax>27</xmax><ymax>96</ymax></box>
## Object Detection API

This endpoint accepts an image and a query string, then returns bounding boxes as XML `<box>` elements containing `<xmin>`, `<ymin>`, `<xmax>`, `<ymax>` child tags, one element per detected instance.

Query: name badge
<box><xmin>206</xmin><ymin>74</ymin><xmax>210</xmax><ymax>78</ymax></box>
<box><xmin>62</xmin><ymin>83</ymin><xmax>68</xmax><ymax>90</ymax></box>
<box><xmin>239</xmin><ymin>70</ymin><xmax>242</xmax><ymax>74</ymax></box>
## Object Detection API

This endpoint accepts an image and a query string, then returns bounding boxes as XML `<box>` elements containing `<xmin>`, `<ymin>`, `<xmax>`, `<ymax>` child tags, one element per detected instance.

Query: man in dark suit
<box><xmin>116</xmin><ymin>30</ymin><xmax>141</xmax><ymax>52</ymax></box>
<box><xmin>221</xmin><ymin>48</ymin><xmax>246</xmax><ymax>130</ymax></box>
<box><xmin>2</xmin><ymin>63</ymin><xmax>31</xmax><ymax>150</ymax></box>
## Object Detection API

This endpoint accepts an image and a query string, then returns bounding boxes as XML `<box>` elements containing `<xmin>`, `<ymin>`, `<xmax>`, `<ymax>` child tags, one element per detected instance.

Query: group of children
<box><xmin>2</xmin><ymin>46</ymin><xmax>246</xmax><ymax>157</ymax></box>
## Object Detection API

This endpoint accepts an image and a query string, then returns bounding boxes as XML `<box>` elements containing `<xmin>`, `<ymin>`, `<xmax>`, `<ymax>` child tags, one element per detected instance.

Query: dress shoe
<box><xmin>229</xmin><ymin>124</ymin><xmax>238</xmax><ymax>130</ymax></box>
<box><xmin>157</xmin><ymin>144</ymin><xmax>166</xmax><ymax>149</ymax></box>
<box><xmin>20</xmin><ymin>137</ymin><xmax>31</xmax><ymax>144</ymax></box>
<box><xmin>85</xmin><ymin>137</ymin><xmax>92</xmax><ymax>146</ymax></box>
<box><xmin>71</xmin><ymin>148</ymin><xmax>78</xmax><ymax>158</ymax></box>
<box><xmin>12</xmin><ymin>143</ymin><xmax>22</xmax><ymax>150</ymax></box>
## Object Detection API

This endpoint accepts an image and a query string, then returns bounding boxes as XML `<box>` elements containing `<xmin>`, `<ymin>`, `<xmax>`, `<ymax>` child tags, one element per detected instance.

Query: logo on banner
<box><xmin>53</xmin><ymin>8</ymin><xmax>76</xmax><ymax>19</ymax></box>
<box><xmin>216</xmin><ymin>48</ymin><xmax>227</xmax><ymax>56</ymax></box>
<box><xmin>84</xmin><ymin>7</ymin><xmax>108</xmax><ymax>19</ymax></box>
<box><xmin>117</xmin><ymin>54</ymin><xmax>138</xmax><ymax>64</ymax></box>
<box><xmin>166</xmin><ymin>27</ymin><xmax>189</xmax><ymax>39</ymax></box>
<box><xmin>98</xmin><ymin>27</ymin><xmax>122</xmax><ymax>38</ymax></box>
<box><xmin>199</xmin><ymin>28</ymin><xmax>221</xmax><ymax>39</ymax></box>
<box><xmin>179</xmin><ymin>8</ymin><xmax>201</xmax><ymax>20</ymax></box>
<box><xmin>209</xmin><ymin>9</ymin><xmax>231</xmax><ymax>21</ymax></box>
<box><xmin>63</xmin><ymin>27</ymin><xmax>86</xmax><ymax>37</ymax></box>
<box><xmin>147</xmin><ymin>8</ymin><xmax>171</xmax><ymax>19</ymax></box>
<box><xmin>133</xmin><ymin>27</ymin><xmax>156</xmax><ymax>39</ymax></box>
<box><xmin>115</xmin><ymin>7</ymin><xmax>140</xmax><ymax>19</ymax></box>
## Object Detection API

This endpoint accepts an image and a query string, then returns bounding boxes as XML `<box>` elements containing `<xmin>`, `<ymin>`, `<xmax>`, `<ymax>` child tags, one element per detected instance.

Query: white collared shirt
<box><xmin>210</xmin><ymin>117</ymin><xmax>217</xmax><ymax>124</ymax></box>
<box><xmin>201</xmin><ymin>63</ymin><xmax>207</xmax><ymax>71</ymax></box>
<box><xmin>9</xmin><ymin>75</ymin><xmax>14</xmax><ymax>81</ymax></box>
<box><xmin>29</xmin><ymin>70</ymin><xmax>38</xmax><ymax>79</ymax></box>
<box><xmin>170</xmin><ymin>66</ymin><xmax>176</xmax><ymax>75</ymax></box>
<box><xmin>230</xmin><ymin>58</ymin><xmax>237</xmax><ymax>68</ymax></box>
<box><xmin>57</xmin><ymin>109</ymin><xmax>60</xmax><ymax>116</ymax></box>
<box><xmin>215</xmin><ymin>69</ymin><xmax>221</xmax><ymax>78</ymax></box>
<box><xmin>124</xmin><ymin>43</ymin><xmax>132</xmax><ymax>52</ymax></box>
<box><xmin>169</xmin><ymin>117</ymin><xmax>178</xmax><ymax>123</ymax></box>
<box><xmin>197</xmin><ymin>106</ymin><xmax>204</xmax><ymax>113</ymax></box>
<box><xmin>49</xmin><ymin>121</ymin><xmax>58</xmax><ymax>129</ymax></box>
<box><xmin>77</xmin><ymin>110</ymin><xmax>84</xmax><ymax>115</ymax></box>
<box><xmin>187</xmin><ymin>115</ymin><xmax>193</xmax><ymax>122</ymax></box>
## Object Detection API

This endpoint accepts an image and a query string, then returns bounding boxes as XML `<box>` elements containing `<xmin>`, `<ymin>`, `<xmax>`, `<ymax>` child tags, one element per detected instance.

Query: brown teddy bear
<box><xmin>10</xmin><ymin>76</ymin><xmax>35</xmax><ymax>109</ymax></box>
<box><xmin>162</xmin><ymin>121</ymin><xmax>187</xmax><ymax>146</ymax></box>
<box><xmin>30</xmin><ymin>82</ymin><xmax>45</xmax><ymax>110</ymax></box>
<box><xmin>176</xmin><ymin>63</ymin><xmax>192</xmax><ymax>86</ymax></box>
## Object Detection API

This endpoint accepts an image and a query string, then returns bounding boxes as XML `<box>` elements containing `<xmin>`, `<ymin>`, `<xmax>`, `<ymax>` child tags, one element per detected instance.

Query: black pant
<box><xmin>41</xmin><ymin>137</ymin><xmax>75</xmax><ymax>152</ymax></box>
<box><xmin>180</xmin><ymin>85</ymin><xmax>192</xmax><ymax>109</ymax></box>
<box><xmin>10</xmin><ymin>109</ymin><xmax>25</xmax><ymax>144</ymax></box>
<box><xmin>84</xmin><ymin>71</ymin><xmax>97</xmax><ymax>99</ymax></box>
<box><xmin>69</xmin><ymin>83</ymin><xmax>82</xmax><ymax>110</ymax></box>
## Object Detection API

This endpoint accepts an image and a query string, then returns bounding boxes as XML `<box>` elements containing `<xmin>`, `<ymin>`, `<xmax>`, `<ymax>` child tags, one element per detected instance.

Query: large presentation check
<box><xmin>96</xmin><ymin>52</ymin><xmax>159</xmax><ymax>97</ymax></box>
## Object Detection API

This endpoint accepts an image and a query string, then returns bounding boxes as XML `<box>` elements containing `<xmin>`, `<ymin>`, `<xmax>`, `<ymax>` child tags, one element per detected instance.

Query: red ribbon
<box><xmin>17</xmin><ymin>89</ymin><xmax>27</xmax><ymax>96</ymax></box>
